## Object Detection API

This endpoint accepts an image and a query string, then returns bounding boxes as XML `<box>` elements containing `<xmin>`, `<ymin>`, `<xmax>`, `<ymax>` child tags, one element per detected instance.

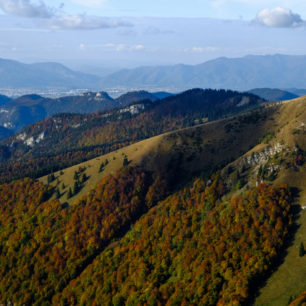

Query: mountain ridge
<box><xmin>247</xmin><ymin>88</ymin><xmax>299</xmax><ymax>102</ymax></box>
<box><xmin>0</xmin><ymin>58</ymin><xmax>99</xmax><ymax>89</ymax></box>
<box><xmin>1</xmin><ymin>55</ymin><xmax>306</xmax><ymax>93</ymax></box>
<box><xmin>0</xmin><ymin>90</ymin><xmax>162</xmax><ymax>137</ymax></box>
<box><xmin>99</xmin><ymin>54</ymin><xmax>306</xmax><ymax>91</ymax></box>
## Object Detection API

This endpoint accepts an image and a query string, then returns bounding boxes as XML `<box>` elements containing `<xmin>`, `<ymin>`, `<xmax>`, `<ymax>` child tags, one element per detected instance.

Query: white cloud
<box><xmin>184</xmin><ymin>46</ymin><xmax>218</xmax><ymax>53</ymax></box>
<box><xmin>104</xmin><ymin>43</ymin><xmax>145</xmax><ymax>52</ymax></box>
<box><xmin>49</xmin><ymin>15</ymin><xmax>132</xmax><ymax>30</ymax></box>
<box><xmin>131</xmin><ymin>44</ymin><xmax>144</xmax><ymax>51</ymax></box>
<box><xmin>115</xmin><ymin>44</ymin><xmax>126</xmax><ymax>51</ymax></box>
<box><xmin>0</xmin><ymin>0</ymin><xmax>55</xmax><ymax>18</ymax></box>
<box><xmin>0</xmin><ymin>0</ymin><xmax>132</xmax><ymax>30</ymax></box>
<box><xmin>255</xmin><ymin>7</ymin><xmax>304</xmax><ymax>28</ymax></box>
<box><xmin>70</xmin><ymin>0</ymin><xmax>107</xmax><ymax>8</ymax></box>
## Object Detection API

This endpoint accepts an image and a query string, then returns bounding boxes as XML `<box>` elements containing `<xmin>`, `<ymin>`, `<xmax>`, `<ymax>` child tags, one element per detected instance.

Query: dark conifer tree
<box><xmin>299</xmin><ymin>242</ymin><xmax>305</xmax><ymax>257</ymax></box>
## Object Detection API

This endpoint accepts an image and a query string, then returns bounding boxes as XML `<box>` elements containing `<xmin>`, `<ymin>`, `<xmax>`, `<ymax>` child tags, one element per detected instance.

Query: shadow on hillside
<box><xmin>245</xmin><ymin>186</ymin><xmax>302</xmax><ymax>306</ymax></box>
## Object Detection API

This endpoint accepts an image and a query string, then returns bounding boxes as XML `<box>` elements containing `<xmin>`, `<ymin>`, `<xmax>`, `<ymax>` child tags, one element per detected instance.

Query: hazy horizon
<box><xmin>0</xmin><ymin>1</ymin><xmax>305</xmax><ymax>71</ymax></box>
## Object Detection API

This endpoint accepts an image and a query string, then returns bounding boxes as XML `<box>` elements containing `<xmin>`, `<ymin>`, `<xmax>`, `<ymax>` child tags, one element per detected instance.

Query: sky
<box><xmin>0</xmin><ymin>0</ymin><xmax>305</xmax><ymax>71</ymax></box>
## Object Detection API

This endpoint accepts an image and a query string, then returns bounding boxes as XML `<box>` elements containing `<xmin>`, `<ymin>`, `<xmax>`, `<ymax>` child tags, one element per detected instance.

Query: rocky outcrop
<box><xmin>244</xmin><ymin>143</ymin><xmax>285</xmax><ymax>167</ymax></box>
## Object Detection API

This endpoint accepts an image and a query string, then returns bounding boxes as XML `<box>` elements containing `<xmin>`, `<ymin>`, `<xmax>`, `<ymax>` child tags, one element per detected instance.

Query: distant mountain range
<box><xmin>0</xmin><ymin>58</ymin><xmax>98</xmax><ymax>89</ymax></box>
<box><xmin>99</xmin><ymin>54</ymin><xmax>306</xmax><ymax>91</ymax></box>
<box><xmin>1</xmin><ymin>55</ymin><xmax>306</xmax><ymax>92</ymax></box>
<box><xmin>247</xmin><ymin>88</ymin><xmax>299</xmax><ymax>102</ymax></box>
<box><xmin>288</xmin><ymin>88</ymin><xmax>306</xmax><ymax>96</ymax></box>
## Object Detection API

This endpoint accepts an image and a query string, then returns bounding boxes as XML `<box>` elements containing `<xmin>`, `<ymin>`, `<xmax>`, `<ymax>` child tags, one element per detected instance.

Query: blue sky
<box><xmin>0</xmin><ymin>0</ymin><xmax>305</xmax><ymax>71</ymax></box>
<box><xmin>42</xmin><ymin>0</ymin><xmax>306</xmax><ymax>19</ymax></box>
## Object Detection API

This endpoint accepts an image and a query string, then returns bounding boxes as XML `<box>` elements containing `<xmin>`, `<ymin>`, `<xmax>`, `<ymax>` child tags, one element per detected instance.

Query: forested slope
<box><xmin>0</xmin><ymin>95</ymin><xmax>305</xmax><ymax>305</ymax></box>
<box><xmin>59</xmin><ymin>180</ymin><xmax>292</xmax><ymax>305</ymax></box>
<box><xmin>0</xmin><ymin>166</ymin><xmax>166</xmax><ymax>304</ymax></box>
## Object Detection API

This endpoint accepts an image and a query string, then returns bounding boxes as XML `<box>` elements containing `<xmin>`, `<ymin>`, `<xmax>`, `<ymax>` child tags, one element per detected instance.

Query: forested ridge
<box><xmin>0</xmin><ymin>89</ymin><xmax>261</xmax><ymax>183</ymax></box>
<box><xmin>0</xmin><ymin>168</ymin><xmax>292</xmax><ymax>305</ymax></box>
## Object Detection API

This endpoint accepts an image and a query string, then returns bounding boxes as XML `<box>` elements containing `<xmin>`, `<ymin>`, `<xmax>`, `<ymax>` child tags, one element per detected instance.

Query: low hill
<box><xmin>248</xmin><ymin>88</ymin><xmax>298</xmax><ymax>102</ymax></box>
<box><xmin>0</xmin><ymin>92</ymin><xmax>115</xmax><ymax>136</ymax></box>
<box><xmin>152</xmin><ymin>91</ymin><xmax>174</xmax><ymax>99</ymax></box>
<box><xmin>0</xmin><ymin>94</ymin><xmax>11</xmax><ymax>106</ymax></box>
<box><xmin>0</xmin><ymin>95</ymin><xmax>48</xmax><ymax>132</ymax></box>
<box><xmin>116</xmin><ymin>90</ymin><xmax>158</xmax><ymax>106</ymax></box>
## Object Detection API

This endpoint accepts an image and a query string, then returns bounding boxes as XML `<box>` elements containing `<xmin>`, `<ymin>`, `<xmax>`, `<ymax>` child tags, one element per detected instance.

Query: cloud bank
<box><xmin>184</xmin><ymin>46</ymin><xmax>218</xmax><ymax>53</ymax></box>
<box><xmin>104</xmin><ymin>43</ymin><xmax>145</xmax><ymax>52</ymax></box>
<box><xmin>0</xmin><ymin>0</ymin><xmax>132</xmax><ymax>30</ymax></box>
<box><xmin>48</xmin><ymin>16</ymin><xmax>132</xmax><ymax>30</ymax></box>
<box><xmin>256</xmin><ymin>7</ymin><xmax>304</xmax><ymax>28</ymax></box>
<box><xmin>71</xmin><ymin>0</ymin><xmax>107</xmax><ymax>8</ymax></box>
<box><xmin>0</xmin><ymin>0</ymin><xmax>55</xmax><ymax>18</ymax></box>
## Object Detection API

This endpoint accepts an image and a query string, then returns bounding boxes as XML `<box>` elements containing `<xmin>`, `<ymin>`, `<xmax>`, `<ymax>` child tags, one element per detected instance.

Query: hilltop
<box><xmin>115</xmin><ymin>90</ymin><xmax>158</xmax><ymax>105</ymax></box>
<box><xmin>248</xmin><ymin>88</ymin><xmax>299</xmax><ymax>102</ymax></box>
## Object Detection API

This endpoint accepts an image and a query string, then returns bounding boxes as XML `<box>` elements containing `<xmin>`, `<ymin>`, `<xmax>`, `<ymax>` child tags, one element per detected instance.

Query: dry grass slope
<box><xmin>40</xmin><ymin>105</ymin><xmax>275</xmax><ymax>204</ymax></box>
<box><xmin>254</xmin><ymin>97</ymin><xmax>306</xmax><ymax>306</ymax></box>
<box><xmin>40</xmin><ymin>134</ymin><xmax>164</xmax><ymax>205</ymax></box>
<box><xmin>218</xmin><ymin>96</ymin><xmax>306</xmax><ymax>305</ymax></box>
